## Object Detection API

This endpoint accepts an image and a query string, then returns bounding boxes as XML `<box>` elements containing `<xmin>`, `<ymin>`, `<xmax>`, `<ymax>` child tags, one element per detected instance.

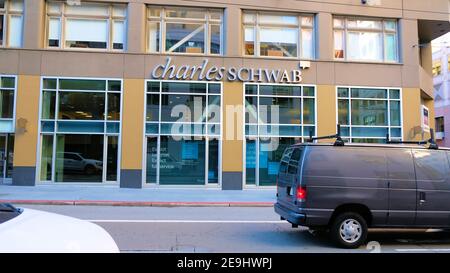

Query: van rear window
<box><xmin>288</xmin><ymin>148</ymin><xmax>303</xmax><ymax>174</ymax></box>
<box><xmin>279</xmin><ymin>148</ymin><xmax>293</xmax><ymax>174</ymax></box>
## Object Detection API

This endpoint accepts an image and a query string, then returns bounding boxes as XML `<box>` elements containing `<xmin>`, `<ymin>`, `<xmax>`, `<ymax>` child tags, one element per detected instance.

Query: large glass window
<box><xmin>147</xmin><ymin>7</ymin><xmax>222</xmax><ymax>55</ymax></box>
<box><xmin>243</xmin><ymin>11</ymin><xmax>314</xmax><ymax>59</ymax></box>
<box><xmin>46</xmin><ymin>1</ymin><xmax>127</xmax><ymax>50</ymax></box>
<box><xmin>337</xmin><ymin>87</ymin><xmax>402</xmax><ymax>143</ymax></box>
<box><xmin>245</xmin><ymin>84</ymin><xmax>315</xmax><ymax>186</ymax></box>
<box><xmin>0</xmin><ymin>0</ymin><xmax>23</xmax><ymax>47</ymax></box>
<box><xmin>0</xmin><ymin>75</ymin><xmax>16</xmax><ymax>132</ymax></box>
<box><xmin>333</xmin><ymin>17</ymin><xmax>398</xmax><ymax>62</ymax></box>
<box><xmin>145</xmin><ymin>81</ymin><xmax>221</xmax><ymax>185</ymax></box>
<box><xmin>39</xmin><ymin>78</ymin><xmax>122</xmax><ymax>183</ymax></box>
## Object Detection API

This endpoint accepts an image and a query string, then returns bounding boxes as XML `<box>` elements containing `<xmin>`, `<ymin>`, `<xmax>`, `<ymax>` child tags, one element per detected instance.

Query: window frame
<box><xmin>45</xmin><ymin>1</ymin><xmax>127</xmax><ymax>52</ymax></box>
<box><xmin>146</xmin><ymin>6</ymin><xmax>223</xmax><ymax>56</ymax></box>
<box><xmin>333</xmin><ymin>16</ymin><xmax>399</xmax><ymax>63</ymax></box>
<box><xmin>336</xmin><ymin>85</ymin><xmax>403</xmax><ymax>143</ymax></box>
<box><xmin>0</xmin><ymin>74</ymin><xmax>17</xmax><ymax>132</ymax></box>
<box><xmin>143</xmin><ymin>80</ymin><xmax>223</xmax><ymax>187</ymax></box>
<box><xmin>37</xmin><ymin>76</ymin><xmax>123</xmax><ymax>184</ymax></box>
<box><xmin>242</xmin><ymin>11</ymin><xmax>315</xmax><ymax>60</ymax></box>
<box><xmin>0</xmin><ymin>0</ymin><xmax>24</xmax><ymax>48</ymax></box>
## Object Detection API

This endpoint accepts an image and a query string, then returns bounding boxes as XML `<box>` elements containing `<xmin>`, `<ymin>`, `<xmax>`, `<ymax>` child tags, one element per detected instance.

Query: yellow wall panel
<box><xmin>316</xmin><ymin>85</ymin><xmax>337</xmax><ymax>140</ymax></box>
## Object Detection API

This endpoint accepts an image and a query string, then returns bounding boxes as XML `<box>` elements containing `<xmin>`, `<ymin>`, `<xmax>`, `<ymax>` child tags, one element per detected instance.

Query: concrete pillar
<box><xmin>120</xmin><ymin>79</ymin><xmax>145</xmax><ymax>188</ymax></box>
<box><xmin>127</xmin><ymin>2</ymin><xmax>146</xmax><ymax>53</ymax></box>
<box><xmin>224</xmin><ymin>6</ymin><xmax>241</xmax><ymax>57</ymax></box>
<box><xmin>12</xmin><ymin>75</ymin><xmax>41</xmax><ymax>186</ymax></box>
<box><xmin>316</xmin><ymin>12</ymin><xmax>333</xmax><ymax>61</ymax></box>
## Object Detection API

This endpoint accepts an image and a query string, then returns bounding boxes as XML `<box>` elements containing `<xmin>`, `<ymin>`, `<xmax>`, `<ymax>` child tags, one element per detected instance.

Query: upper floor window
<box><xmin>333</xmin><ymin>17</ymin><xmax>398</xmax><ymax>62</ymax></box>
<box><xmin>432</xmin><ymin>60</ymin><xmax>442</xmax><ymax>76</ymax></box>
<box><xmin>45</xmin><ymin>1</ymin><xmax>127</xmax><ymax>51</ymax></box>
<box><xmin>243</xmin><ymin>12</ymin><xmax>314</xmax><ymax>59</ymax></box>
<box><xmin>0</xmin><ymin>0</ymin><xmax>23</xmax><ymax>48</ymax></box>
<box><xmin>147</xmin><ymin>7</ymin><xmax>222</xmax><ymax>55</ymax></box>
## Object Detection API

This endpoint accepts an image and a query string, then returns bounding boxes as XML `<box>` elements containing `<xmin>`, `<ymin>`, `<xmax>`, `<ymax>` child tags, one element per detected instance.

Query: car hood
<box><xmin>0</xmin><ymin>208</ymin><xmax>119</xmax><ymax>253</ymax></box>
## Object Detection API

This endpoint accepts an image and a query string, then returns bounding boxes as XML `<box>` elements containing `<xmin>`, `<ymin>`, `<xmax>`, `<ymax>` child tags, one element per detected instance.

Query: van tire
<box><xmin>330</xmin><ymin>212</ymin><xmax>368</xmax><ymax>249</ymax></box>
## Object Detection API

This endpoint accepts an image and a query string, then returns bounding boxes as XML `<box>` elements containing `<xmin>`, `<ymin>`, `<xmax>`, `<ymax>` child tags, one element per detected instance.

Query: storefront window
<box><xmin>243</xmin><ymin>11</ymin><xmax>314</xmax><ymax>59</ymax></box>
<box><xmin>46</xmin><ymin>1</ymin><xmax>127</xmax><ymax>50</ymax></box>
<box><xmin>337</xmin><ymin>87</ymin><xmax>402</xmax><ymax>143</ymax></box>
<box><xmin>244</xmin><ymin>84</ymin><xmax>315</xmax><ymax>186</ymax></box>
<box><xmin>39</xmin><ymin>78</ymin><xmax>121</xmax><ymax>183</ymax></box>
<box><xmin>0</xmin><ymin>0</ymin><xmax>23</xmax><ymax>48</ymax></box>
<box><xmin>145</xmin><ymin>81</ymin><xmax>221</xmax><ymax>185</ymax></box>
<box><xmin>333</xmin><ymin>17</ymin><xmax>398</xmax><ymax>62</ymax></box>
<box><xmin>0</xmin><ymin>75</ymin><xmax>16</xmax><ymax>132</ymax></box>
<box><xmin>147</xmin><ymin>7</ymin><xmax>222</xmax><ymax>55</ymax></box>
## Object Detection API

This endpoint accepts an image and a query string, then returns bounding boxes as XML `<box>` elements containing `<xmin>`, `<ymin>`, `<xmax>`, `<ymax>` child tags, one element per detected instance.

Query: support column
<box><xmin>316</xmin><ymin>85</ymin><xmax>337</xmax><ymax>139</ymax></box>
<box><xmin>13</xmin><ymin>75</ymin><xmax>40</xmax><ymax>186</ymax></box>
<box><xmin>120</xmin><ymin>79</ymin><xmax>145</xmax><ymax>188</ymax></box>
<box><xmin>316</xmin><ymin>12</ymin><xmax>333</xmax><ymax>61</ymax></box>
<box><xmin>221</xmin><ymin>81</ymin><xmax>243</xmax><ymax>190</ymax></box>
<box><xmin>402</xmin><ymin>88</ymin><xmax>422</xmax><ymax>141</ymax></box>
<box><xmin>23</xmin><ymin>0</ymin><xmax>45</xmax><ymax>49</ymax></box>
<box><xmin>224</xmin><ymin>6</ymin><xmax>241</xmax><ymax>57</ymax></box>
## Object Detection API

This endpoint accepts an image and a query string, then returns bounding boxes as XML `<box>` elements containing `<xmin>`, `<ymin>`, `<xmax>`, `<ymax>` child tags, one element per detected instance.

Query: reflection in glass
<box><xmin>161</xmin><ymin>94</ymin><xmax>206</xmax><ymax>122</ymax></box>
<box><xmin>259</xmin><ymin>97</ymin><xmax>301</xmax><ymax>124</ymax></box>
<box><xmin>55</xmin><ymin>134</ymin><xmax>104</xmax><ymax>182</ymax></box>
<box><xmin>146</xmin><ymin>94</ymin><xmax>159</xmax><ymax>122</ymax></box>
<box><xmin>208</xmin><ymin>139</ymin><xmax>219</xmax><ymax>183</ymax></box>
<box><xmin>390</xmin><ymin>101</ymin><xmax>401</xmax><ymax>126</ymax></box>
<box><xmin>338</xmin><ymin>99</ymin><xmax>349</xmax><ymax>125</ymax></box>
<box><xmin>159</xmin><ymin>136</ymin><xmax>206</xmax><ymax>185</ymax></box>
<box><xmin>146</xmin><ymin>136</ymin><xmax>158</xmax><ymax>183</ymax></box>
<box><xmin>210</xmin><ymin>24</ymin><xmax>221</xmax><ymax>54</ymax></box>
<box><xmin>58</xmin><ymin>92</ymin><xmax>105</xmax><ymax>120</ymax></box>
<box><xmin>245</xmin><ymin>138</ymin><xmax>256</xmax><ymax>185</ymax></box>
<box><xmin>107</xmin><ymin>93</ymin><xmax>120</xmax><ymax>120</ymax></box>
<box><xmin>259</xmin><ymin>27</ymin><xmax>297</xmax><ymax>57</ymax></box>
<box><xmin>351</xmin><ymin>100</ymin><xmax>388</xmax><ymax>126</ymax></box>
<box><xmin>42</xmin><ymin>91</ymin><xmax>56</xmax><ymax>119</ymax></box>
<box><xmin>106</xmin><ymin>136</ymin><xmax>118</xmax><ymax>181</ymax></box>
<box><xmin>0</xmin><ymin>90</ymin><xmax>14</xmax><ymax>118</ymax></box>
<box><xmin>165</xmin><ymin>23</ymin><xmax>205</xmax><ymax>53</ymax></box>
<box><xmin>40</xmin><ymin>135</ymin><xmax>53</xmax><ymax>181</ymax></box>
<box><xmin>302</xmin><ymin>98</ymin><xmax>315</xmax><ymax>124</ymax></box>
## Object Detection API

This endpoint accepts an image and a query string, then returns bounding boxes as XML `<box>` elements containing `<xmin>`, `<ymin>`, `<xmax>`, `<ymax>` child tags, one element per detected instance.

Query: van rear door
<box><xmin>413</xmin><ymin>149</ymin><xmax>450</xmax><ymax>227</ymax></box>
<box><xmin>277</xmin><ymin>146</ymin><xmax>303</xmax><ymax>208</ymax></box>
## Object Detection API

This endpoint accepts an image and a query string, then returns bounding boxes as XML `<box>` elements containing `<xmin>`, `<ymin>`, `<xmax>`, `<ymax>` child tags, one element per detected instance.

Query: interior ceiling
<box><xmin>418</xmin><ymin>20</ymin><xmax>450</xmax><ymax>43</ymax></box>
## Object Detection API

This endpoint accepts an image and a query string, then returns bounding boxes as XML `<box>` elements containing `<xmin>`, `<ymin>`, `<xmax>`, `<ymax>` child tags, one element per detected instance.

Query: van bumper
<box><xmin>274</xmin><ymin>202</ymin><xmax>306</xmax><ymax>225</ymax></box>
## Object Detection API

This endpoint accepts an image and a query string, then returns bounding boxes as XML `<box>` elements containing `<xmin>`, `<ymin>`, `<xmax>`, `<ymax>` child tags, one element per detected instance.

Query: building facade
<box><xmin>433</xmin><ymin>45</ymin><xmax>450</xmax><ymax>147</ymax></box>
<box><xmin>0</xmin><ymin>0</ymin><xmax>449</xmax><ymax>189</ymax></box>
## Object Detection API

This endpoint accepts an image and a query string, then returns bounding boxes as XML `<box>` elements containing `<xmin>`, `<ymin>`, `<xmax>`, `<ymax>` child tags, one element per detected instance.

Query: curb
<box><xmin>0</xmin><ymin>199</ymin><xmax>274</xmax><ymax>207</ymax></box>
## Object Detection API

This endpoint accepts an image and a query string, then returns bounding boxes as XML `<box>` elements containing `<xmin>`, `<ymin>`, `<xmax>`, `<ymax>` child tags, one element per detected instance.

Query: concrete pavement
<box><xmin>0</xmin><ymin>184</ymin><xmax>275</xmax><ymax>206</ymax></box>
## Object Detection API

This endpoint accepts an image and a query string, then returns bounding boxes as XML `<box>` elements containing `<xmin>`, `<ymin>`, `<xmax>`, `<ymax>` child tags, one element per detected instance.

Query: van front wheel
<box><xmin>330</xmin><ymin>212</ymin><xmax>367</xmax><ymax>249</ymax></box>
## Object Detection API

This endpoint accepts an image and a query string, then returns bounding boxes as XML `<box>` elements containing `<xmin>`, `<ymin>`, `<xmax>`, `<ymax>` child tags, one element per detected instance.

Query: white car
<box><xmin>0</xmin><ymin>203</ymin><xmax>119</xmax><ymax>253</ymax></box>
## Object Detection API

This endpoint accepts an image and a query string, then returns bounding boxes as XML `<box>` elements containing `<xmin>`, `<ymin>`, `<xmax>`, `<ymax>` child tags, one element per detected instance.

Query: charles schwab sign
<box><xmin>151</xmin><ymin>57</ymin><xmax>309</xmax><ymax>83</ymax></box>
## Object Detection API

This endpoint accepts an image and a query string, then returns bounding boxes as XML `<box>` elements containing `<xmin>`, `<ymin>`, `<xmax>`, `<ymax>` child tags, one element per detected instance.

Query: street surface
<box><xmin>21</xmin><ymin>205</ymin><xmax>450</xmax><ymax>253</ymax></box>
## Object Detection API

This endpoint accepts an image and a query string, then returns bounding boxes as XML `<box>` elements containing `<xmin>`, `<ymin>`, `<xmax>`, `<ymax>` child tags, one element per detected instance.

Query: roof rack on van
<box><xmin>385</xmin><ymin>129</ymin><xmax>439</xmax><ymax>150</ymax></box>
<box><xmin>307</xmin><ymin>124</ymin><xmax>345</xmax><ymax>146</ymax></box>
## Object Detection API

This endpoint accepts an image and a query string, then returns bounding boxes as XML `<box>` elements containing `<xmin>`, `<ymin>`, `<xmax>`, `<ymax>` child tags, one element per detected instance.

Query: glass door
<box><xmin>0</xmin><ymin>134</ymin><xmax>13</xmax><ymax>184</ymax></box>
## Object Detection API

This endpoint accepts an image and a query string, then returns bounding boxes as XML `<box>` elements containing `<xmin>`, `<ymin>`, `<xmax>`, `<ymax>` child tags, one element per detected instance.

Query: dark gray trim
<box><xmin>12</xmin><ymin>166</ymin><xmax>36</xmax><ymax>186</ymax></box>
<box><xmin>120</xmin><ymin>169</ymin><xmax>142</xmax><ymax>188</ymax></box>
<box><xmin>222</xmin><ymin>171</ymin><xmax>243</xmax><ymax>190</ymax></box>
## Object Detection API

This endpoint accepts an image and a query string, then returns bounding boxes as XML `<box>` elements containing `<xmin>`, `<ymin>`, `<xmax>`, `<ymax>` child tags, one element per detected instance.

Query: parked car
<box><xmin>274</xmin><ymin>139</ymin><xmax>450</xmax><ymax>248</ymax></box>
<box><xmin>55</xmin><ymin>152</ymin><xmax>103</xmax><ymax>174</ymax></box>
<box><xmin>0</xmin><ymin>203</ymin><xmax>119</xmax><ymax>252</ymax></box>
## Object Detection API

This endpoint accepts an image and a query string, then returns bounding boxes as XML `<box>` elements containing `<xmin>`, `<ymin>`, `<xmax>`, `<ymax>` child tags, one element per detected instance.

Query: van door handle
<box><xmin>419</xmin><ymin>192</ymin><xmax>426</xmax><ymax>204</ymax></box>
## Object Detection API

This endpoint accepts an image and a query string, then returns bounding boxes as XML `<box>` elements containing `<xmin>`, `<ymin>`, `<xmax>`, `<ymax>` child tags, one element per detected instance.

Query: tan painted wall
<box><xmin>222</xmin><ymin>81</ymin><xmax>243</xmax><ymax>172</ymax></box>
<box><xmin>316</xmin><ymin>85</ymin><xmax>337</xmax><ymax>139</ymax></box>
<box><xmin>121</xmin><ymin>78</ymin><xmax>145</xmax><ymax>170</ymax></box>
<box><xmin>402</xmin><ymin>88</ymin><xmax>422</xmax><ymax>141</ymax></box>
<box><xmin>13</xmin><ymin>75</ymin><xmax>40</xmax><ymax>167</ymax></box>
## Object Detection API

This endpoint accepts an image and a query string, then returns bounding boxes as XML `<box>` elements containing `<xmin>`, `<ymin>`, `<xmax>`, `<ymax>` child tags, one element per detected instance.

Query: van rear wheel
<box><xmin>330</xmin><ymin>212</ymin><xmax>367</xmax><ymax>249</ymax></box>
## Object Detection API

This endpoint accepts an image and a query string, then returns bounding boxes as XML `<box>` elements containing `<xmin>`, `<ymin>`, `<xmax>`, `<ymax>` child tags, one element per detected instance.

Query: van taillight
<box><xmin>296</xmin><ymin>186</ymin><xmax>306</xmax><ymax>201</ymax></box>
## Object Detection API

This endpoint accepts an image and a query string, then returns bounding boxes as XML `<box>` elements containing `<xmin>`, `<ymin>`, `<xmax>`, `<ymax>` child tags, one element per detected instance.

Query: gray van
<box><xmin>274</xmin><ymin>135</ymin><xmax>450</xmax><ymax>248</ymax></box>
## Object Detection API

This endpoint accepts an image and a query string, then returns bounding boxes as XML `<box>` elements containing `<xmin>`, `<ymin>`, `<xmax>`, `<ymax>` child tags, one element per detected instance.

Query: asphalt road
<box><xmin>21</xmin><ymin>205</ymin><xmax>450</xmax><ymax>253</ymax></box>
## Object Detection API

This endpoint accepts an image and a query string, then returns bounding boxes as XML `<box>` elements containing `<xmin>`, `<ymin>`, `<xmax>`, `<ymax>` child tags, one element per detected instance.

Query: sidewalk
<box><xmin>0</xmin><ymin>184</ymin><xmax>276</xmax><ymax>207</ymax></box>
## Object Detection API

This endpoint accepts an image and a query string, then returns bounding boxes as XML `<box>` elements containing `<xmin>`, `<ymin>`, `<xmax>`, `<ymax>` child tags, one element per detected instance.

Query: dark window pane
<box><xmin>389</xmin><ymin>89</ymin><xmax>400</xmax><ymax>99</ymax></box>
<box><xmin>390</xmin><ymin>101</ymin><xmax>401</xmax><ymax>126</ymax></box>
<box><xmin>43</xmin><ymin>78</ymin><xmax>57</xmax><ymax>89</ymax></box>
<box><xmin>1</xmin><ymin>77</ymin><xmax>15</xmax><ymax>88</ymax></box>
<box><xmin>108</xmin><ymin>80</ymin><xmax>121</xmax><ymax>91</ymax></box>
<box><xmin>146</xmin><ymin>136</ymin><xmax>157</xmax><ymax>183</ymax></box>
<box><xmin>162</xmin><ymin>82</ymin><xmax>206</xmax><ymax>93</ymax></box>
<box><xmin>42</xmin><ymin>91</ymin><xmax>56</xmax><ymax>119</ymax></box>
<box><xmin>58</xmin><ymin>92</ymin><xmax>105</xmax><ymax>120</ymax></box>
<box><xmin>0</xmin><ymin>15</ymin><xmax>3</xmax><ymax>46</ymax></box>
<box><xmin>107</xmin><ymin>93</ymin><xmax>120</xmax><ymax>120</ymax></box>
<box><xmin>245</xmin><ymin>138</ymin><xmax>256</xmax><ymax>185</ymax></box>
<box><xmin>147</xmin><ymin>81</ymin><xmax>160</xmax><ymax>93</ymax></box>
<box><xmin>113</xmin><ymin>43</ymin><xmax>123</xmax><ymax>50</ymax></box>
<box><xmin>210</xmin><ymin>24</ymin><xmax>221</xmax><ymax>54</ymax></box>
<box><xmin>303</xmin><ymin>98</ymin><xmax>315</xmax><ymax>124</ymax></box>
<box><xmin>208</xmin><ymin>83</ymin><xmax>221</xmax><ymax>94</ymax></box>
<box><xmin>303</xmin><ymin>86</ymin><xmax>315</xmax><ymax>96</ymax></box>
<box><xmin>245</xmin><ymin>84</ymin><xmax>257</xmax><ymax>95</ymax></box>
<box><xmin>259</xmin><ymin>85</ymin><xmax>301</xmax><ymax>96</ymax></box>
<box><xmin>159</xmin><ymin>136</ymin><xmax>206</xmax><ymax>185</ymax></box>
<box><xmin>338</xmin><ymin>99</ymin><xmax>349</xmax><ymax>125</ymax></box>
<box><xmin>55</xmin><ymin>134</ymin><xmax>104</xmax><ymax>182</ymax></box>
<box><xmin>48</xmin><ymin>39</ymin><xmax>59</xmax><ymax>47</ymax></box>
<box><xmin>40</xmin><ymin>135</ymin><xmax>54</xmax><ymax>181</ymax></box>
<box><xmin>208</xmin><ymin>139</ymin><xmax>219</xmax><ymax>183</ymax></box>
<box><xmin>59</xmin><ymin>79</ymin><xmax>106</xmax><ymax>91</ymax></box>
<box><xmin>0</xmin><ymin>90</ymin><xmax>14</xmax><ymax>118</ymax></box>
<box><xmin>106</xmin><ymin>136</ymin><xmax>118</xmax><ymax>181</ymax></box>
<box><xmin>146</xmin><ymin>94</ymin><xmax>159</xmax><ymax>122</ymax></box>
<box><xmin>337</xmin><ymin>87</ymin><xmax>349</xmax><ymax>98</ymax></box>
<box><xmin>351</xmin><ymin>88</ymin><xmax>387</xmax><ymax>99</ymax></box>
